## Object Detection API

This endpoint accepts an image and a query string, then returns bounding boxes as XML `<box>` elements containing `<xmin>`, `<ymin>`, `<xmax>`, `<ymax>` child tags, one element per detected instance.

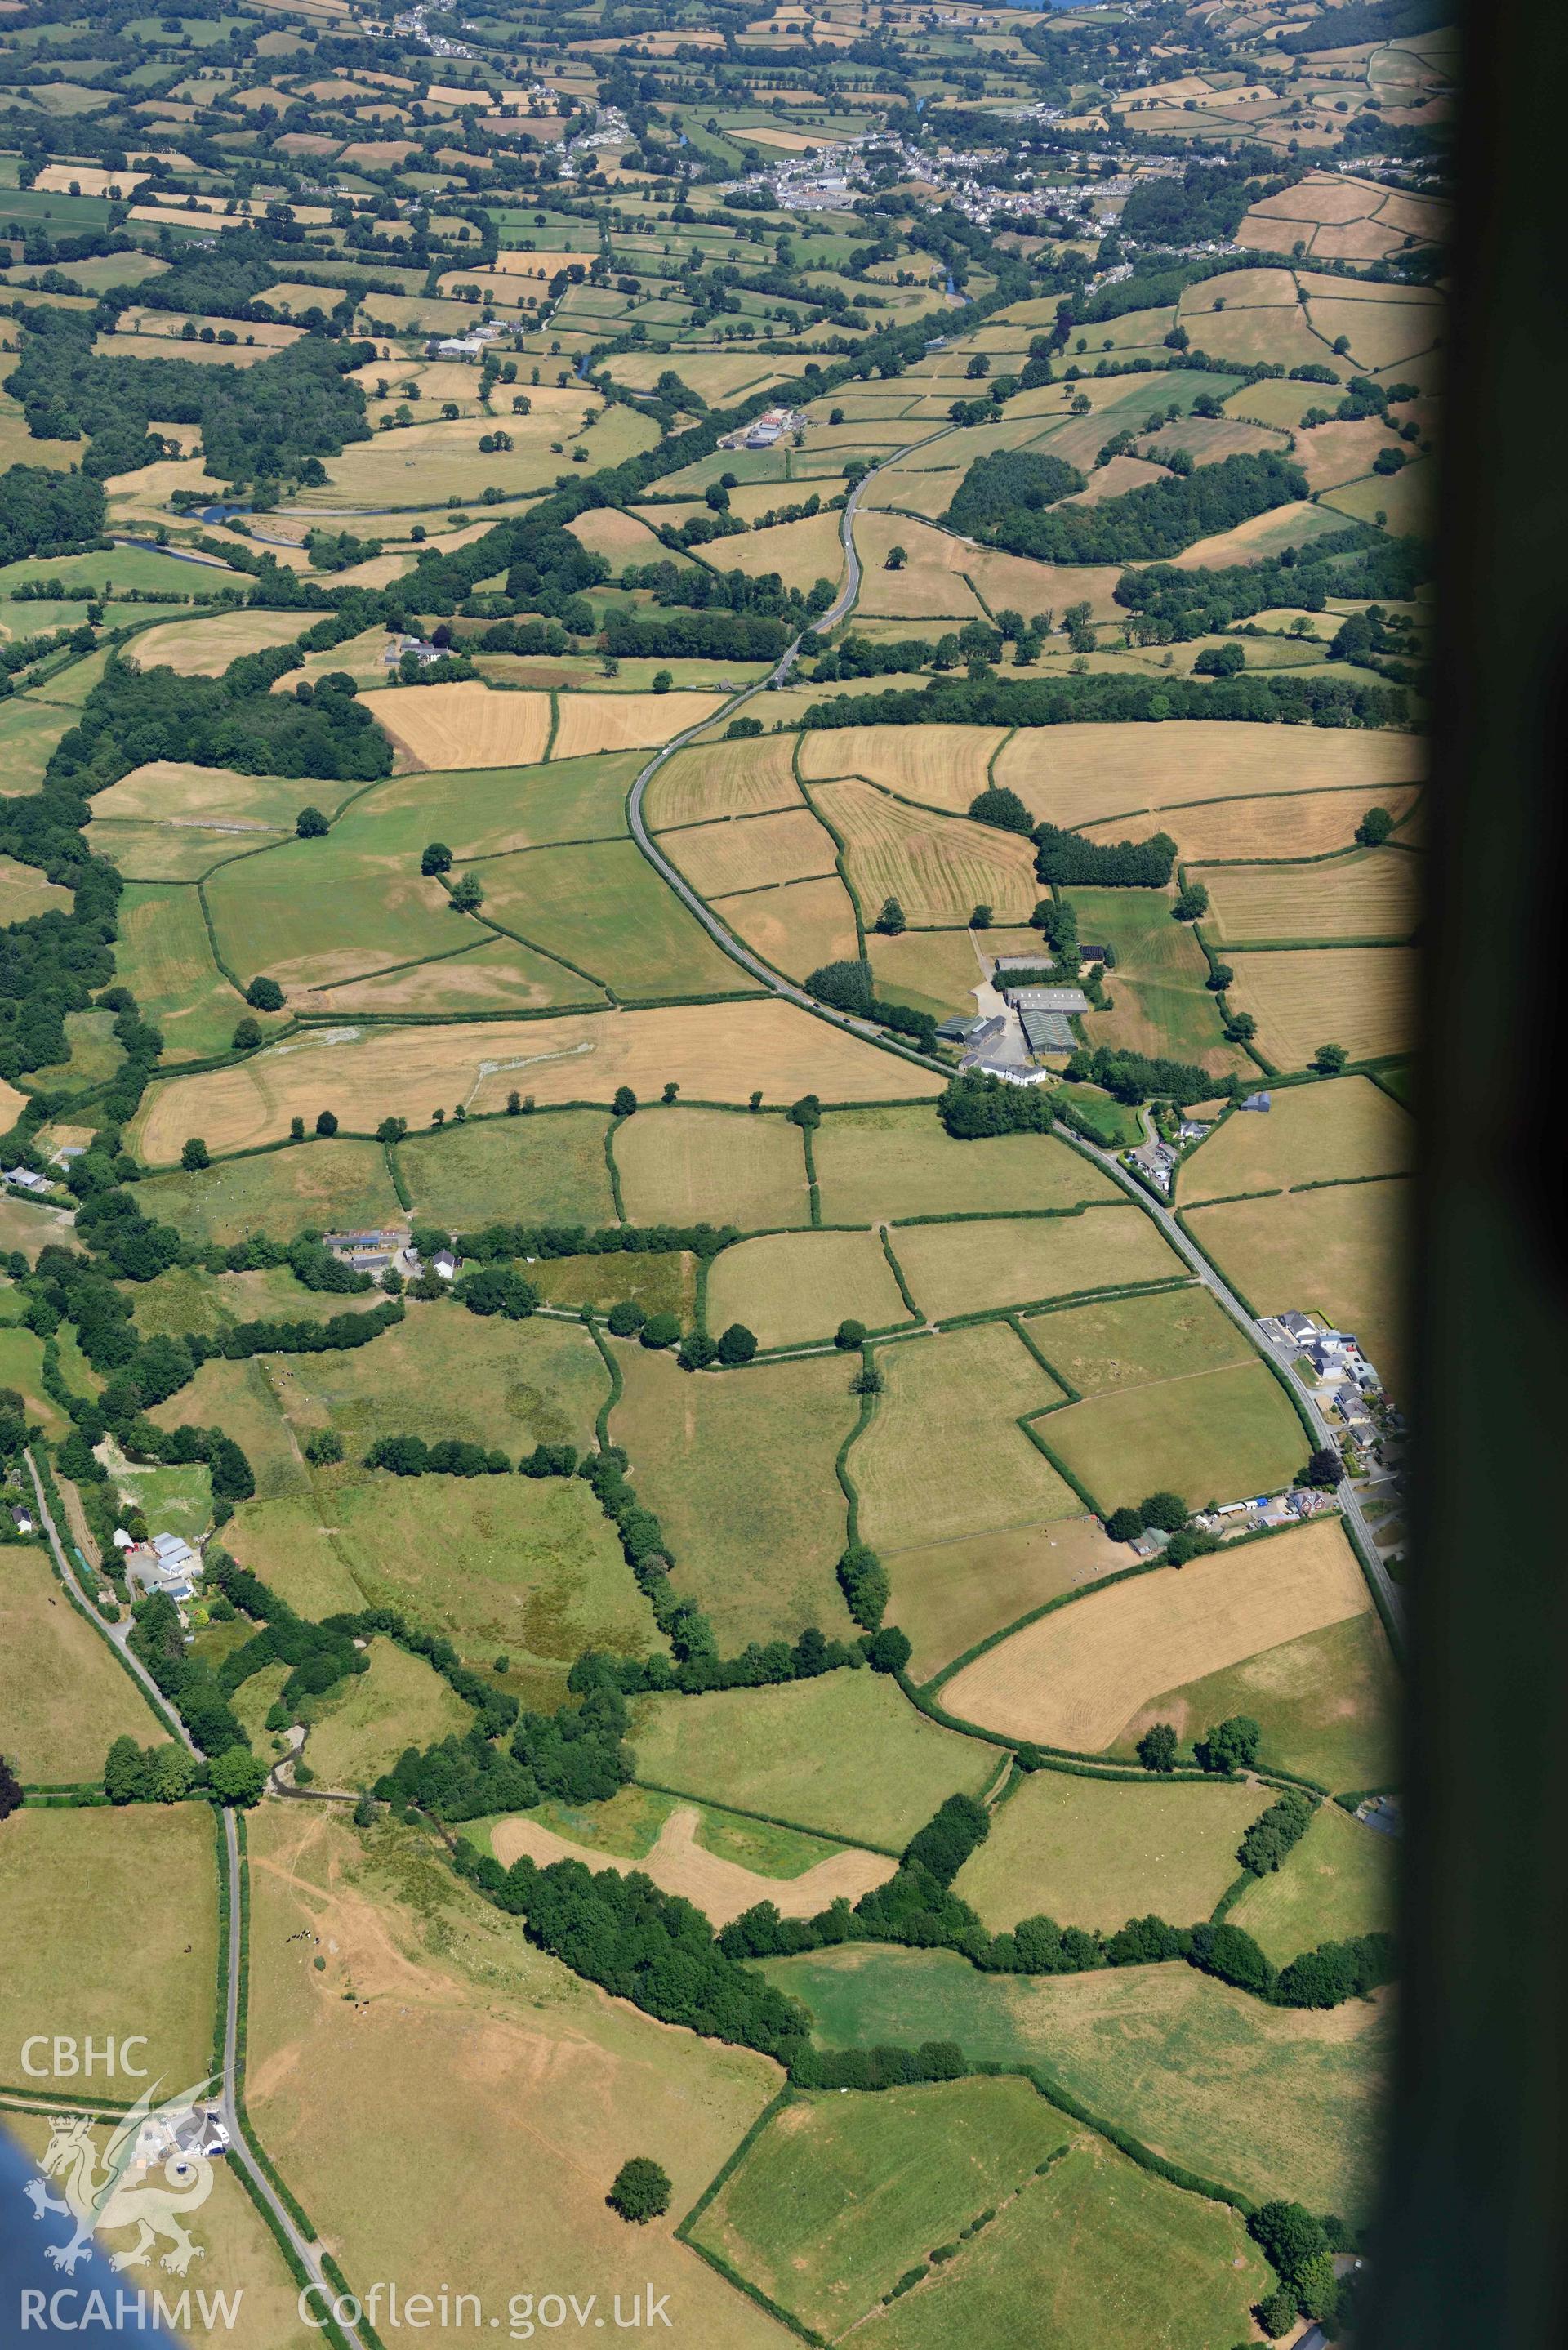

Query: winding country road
<box><xmin>23</xmin><ymin>1454</ymin><xmax>369</xmax><ymax>2350</ymax></box>
<box><xmin>619</xmin><ymin>458</ymin><xmax>1407</xmax><ymax>1640</ymax></box>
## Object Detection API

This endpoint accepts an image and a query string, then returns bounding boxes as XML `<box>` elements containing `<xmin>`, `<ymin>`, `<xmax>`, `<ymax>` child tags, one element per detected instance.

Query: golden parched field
<box><xmin>1200</xmin><ymin>846</ymin><xmax>1420</xmax><ymax>944</ymax></box>
<box><xmin>661</xmin><ymin>806</ymin><xmax>836</xmax><ymax>897</ymax></box>
<box><xmin>1107</xmin><ymin>783</ymin><xmax>1422</xmax><ymax>863</ymax></box>
<box><xmin>1185</xmin><ymin>1175</ymin><xmax>1411</xmax><ymax>1401</ymax></box>
<box><xmin>0</xmin><ymin>1544</ymin><xmax>163</xmax><ymax>1778</ymax></box>
<box><xmin>724</xmin><ymin>874</ymin><xmax>862</xmax><ymax>982</ymax></box>
<box><xmin>646</xmin><ymin>732</ymin><xmax>804</xmax><ymax>827</ymax></box>
<box><xmin>550</xmin><ymin>688</ymin><xmax>726</xmax><ymax>760</ymax></box>
<box><xmin>612</xmin><ymin>1103</ymin><xmax>811</xmax><ymax>1229</ymax></box>
<box><xmin>889</xmin><ymin>1207</ymin><xmax>1183</xmax><ymax>1321</ymax></box>
<box><xmin>91</xmin><ymin>760</ymin><xmax>315</xmax><ymax>829</ymax></box>
<box><xmin>360</xmin><ymin>680</ymin><xmax>552</xmax><ymax>770</ymax></box>
<box><xmin>812</xmin><ymin>775</ymin><xmax>1038</xmax><ymax>925</ymax></box>
<box><xmin>797</xmin><ymin>721</ymin><xmax>1005</xmax><ymax>808</ymax></box>
<box><xmin>492</xmin><ymin>1804</ymin><xmax>894</xmax><ymax>1930</ymax></box>
<box><xmin>132</xmin><ymin>1001</ymin><xmax>941</xmax><ymax>1162</ymax></box>
<box><xmin>129</xmin><ymin>607</ymin><xmax>313</xmax><ymax>676</ymax></box>
<box><xmin>1182</xmin><ymin>1075</ymin><xmax>1415</xmax><ymax>1202</ymax></box>
<box><xmin>1225</xmin><ymin>945</ymin><xmax>1419</xmax><ymax>1069</ymax></box>
<box><xmin>706</xmin><ymin>1228</ymin><xmax>912</xmax><ymax>1348</ymax></box>
<box><xmin>991</xmin><ymin>721</ymin><xmax>1426</xmax><ymax>831</ymax></box>
<box><xmin>942</xmin><ymin>1517</ymin><xmax>1370</xmax><ymax>1752</ymax></box>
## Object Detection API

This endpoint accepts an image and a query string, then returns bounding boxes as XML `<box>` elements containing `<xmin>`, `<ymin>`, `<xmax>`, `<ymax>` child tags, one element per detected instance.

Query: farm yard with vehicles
<box><xmin>0</xmin><ymin>0</ymin><xmax>1429</xmax><ymax>2339</ymax></box>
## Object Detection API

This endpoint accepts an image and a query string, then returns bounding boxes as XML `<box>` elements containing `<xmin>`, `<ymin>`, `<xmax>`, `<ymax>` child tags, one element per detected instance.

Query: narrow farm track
<box><xmin>23</xmin><ymin>1451</ymin><xmax>371</xmax><ymax>2350</ymax></box>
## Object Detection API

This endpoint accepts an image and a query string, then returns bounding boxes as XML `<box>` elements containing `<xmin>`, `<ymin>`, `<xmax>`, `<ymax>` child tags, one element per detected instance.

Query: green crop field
<box><xmin>1041</xmin><ymin>1360</ymin><xmax>1308</xmax><ymax>1514</ymax></box>
<box><xmin>612</xmin><ymin>1345</ymin><xmax>858</xmax><ymax>1649</ymax></box>
<box><xmin>0</xmin><ymin>1806</ymin><xmax>217</xmax><ymax>2086</ymax></box>
<box><xmin>1025</xmin><ymin>1284</ymin><xmax>1254</xmax><ymax>1394</ymax></box>
<box><xmin>611</xmin><ymin>1104</ymin><xmax>811</xmax><ymax>1228</ymax></box>
<box><xmin>301</xmin><ymin>1638</ymin><xmax>474</xmax><ymax>1790</ymax></box>
<box><xmin>690</xmin><ymin>2080</ymin><xmax>1074</xmax><ymax>2338</ymax></box>
<box><xmin>394</xmin><ymin>1109</ymin><xmax>617</xmax><ymax>1228</ymax></box>
<box><xmin>1113</xmin><ymin>1610</ymin><xmax>1401</xmax><ymax>1793</ymax></box>
<box><xmin>812</xmin><ymin>1104</ymin><xmax>1120</xmax><ymax>1225</ymax></box>
<box><xmin>954</xmin><ymin>1767</ymin><xmax>1271</xmax><ymax>1934</ymax></box>
<box><xmin>469</xmin><ymin>837</ymin><xmax>748</xmax><ymax>1000</ymax></box>
<box><xmin>853</xmin><ymin>1320</ymin><xmax>1079</xmax><ymax>1552</ymax></box>
<box><xmin>336</xmin><ymin>752</ymin><xmax>638</xmax><ymax>861</ymax></box>
<box><xmin>763</xmin><ymin>1944</ymin><xmax>1392</xmax><ymax>2219</ymax></box>
<box><xmin>630</xmin><ymin>1670</ymin><xmax>996</xmax><ymax>1849</ymax></box>
<box><xmin>136</xmin><ymin>1141</ymin><xmax>405</xmax><ymax>1248</ymax></box>
<box><xmin>1230</xmin><ymin>1802</ymin><xmax>1396</xmax><ymax>1964</ymax></box>
<box><xmin>1067</xmin><ymin>890</ymin><xmax>1250</xmax><ymax>1078</ymax></box>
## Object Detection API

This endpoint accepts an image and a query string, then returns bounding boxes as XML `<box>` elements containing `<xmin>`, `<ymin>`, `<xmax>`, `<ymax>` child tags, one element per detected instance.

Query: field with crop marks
<box><xmin>645</xmin><ymin>732</ymin><xmax>804</xmax><ymax>827</ymax></box>
<box><xmin>813</xmin><ymin>1104</ymin><xmax>1119</xmax><ymax>1225</ymax></box>
<box><xmin>611</xmin><ymin>1103</ymin><xmax>809</xmax><ymax>1227</ymax></box>
<box><xmin>612</xmin><ymin>1344</ymin><xmax>858</xmax><ymax>1649</ymax></box>
<box><xmin>893</xmin><ymin>1518</ymin><xmax>1127</xmax><ymax>1685</ymax></box>
<box><xmin>723</xmin><ymin>872</ymin><xmax>862</xmax><ymax>980</ymax></box>
<box><xmin>763</xmin><ymin>1943</ymin><xmax>1391</xmax><ymax>2219</ymax></box>
<box><xmin>990</xmin><ymin>721</ymin><xmax>1424</xmax><ymax>831</ymax></box>
<box><xmin>942</xmin><ymin>1518</ymin><xmax>1371</xmax><ymax>1751</ymax></box>
<box><xmin>810</xmin><ymin>776</ymin><xmax>1038</xmax><ymax>926</ymax></box>
<box><xmin>1069</xmin><ymin>888</ymin><xmax>1250</xmax><ymax>1075</ymax></box>
<box><xmin>661</xmin><ymin>805</ymin><xmax>836</xmax><ymax>898</ymax></box>
<box><xmin>1200</xmin><ymin>845</ymin><xmax>1421</xmax><ymax>944</ymax></box>
<box><xmin>1040</xmin><ymin>1358</ymin><xmax>1307</xmax><ymax>1515</ymax></box>
<box><xmin>470</xmin><ymin>836</ymin><xmax>744</xmax><ymax>999</ymax></box>
<box><xmin>797</xmin><ymin>723</ymin><xmax>1005</xmax><ymax>808</ymax></box>
<box><xmin>889</xmin><ymin>1208</ymin><xmax>1183</xmax><ymax>1322</ymax></box>
<box><xmin>360</xmin><ymin>681</ymin><xmax>553</xmax><ymax>769</ymax></box>
<box><xmin>853</xmin><ymin>1321</ymin><xmax>1079</xmax><ymax>1553</ymax></box>
<box><xmin>136</xmin><ymin>1139</ymin><xmax>403</xmax><ymax>1247</ymax></box>
<box><xmin>1224</xmin><ymin>945</ymin><xmax>1419</xmax><ymax>1069</ymax></box>
<box><xmin>1025</xmin><ymin>1283</ymin><xmax>1255</xmax><ymax>1395</ymax></box>
<box><xmin>132</xmin><ymin>1001</ymin><xmax>941</xmax><ymax>1162</ymax></box>
<box><xmin>706</xmin><ymin>1226</ymin><xmax>914</xmax><ymax>1348</ymax></box>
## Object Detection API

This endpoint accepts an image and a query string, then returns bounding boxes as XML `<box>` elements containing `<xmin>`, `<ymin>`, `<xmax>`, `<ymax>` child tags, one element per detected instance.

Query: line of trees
<box><xmin>804</xmin><ymin>665</ymin><xmax>1409</xmax><ymax>734</ymax></box>
<box><xmin>1033</xmin><ymin>820</ymin><xmax>1178</xmax><ymax>887</ymax></box>
<box><xmin>946</xmin><ymin>450</ymin><xmax>1307</xmax><ymax>568</ymax></box>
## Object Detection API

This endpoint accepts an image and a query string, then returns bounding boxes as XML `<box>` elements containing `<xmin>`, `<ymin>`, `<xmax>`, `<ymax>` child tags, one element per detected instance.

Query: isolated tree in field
<box><xmin>1356</xmin><ymin>805</ymin><xmax>1394</xmax><ymax>846</ymax></box>
<box><xmin>967</xmin><ymin>784</ymin><xmax>1033</xmax><ymax>835</ymax></box>
<box><xmin>1313</xmin><ymin>1041</ymin><xmax>1349</xmax><ymax>1074</ymax></box>
<box><xmin>421</xmin><ymin>841</ymin><xmax>452</xmax><ymax>876</ymax></box>
<box><xmin>0</xmin><ymin>1752</ymin><xmax>25</xmax><ymax>1822</ymax></box>
<box><xmin>1195</xmin><ymin>1715</ymin><xmax>1263</xmax><ymax>1776</ymax></box>
<box><xmin>875</xmin><ymin>894</ymin><xmax>906</xmax><ymax>934</ymax></box>
<box><xmin>247</xmin><ymin>975</ymin><xmax>284</xmax><ymax>1011</ymax></box>
<box><xmin>290</xmin><ymin>1117</ymin><xmax>305</xmax><ymax>1140</ymax></box>
<box><xmin>315</xmin><ymin>1110</ymin><xmax>339</xmax><ymax>1137</ymax></box>
<box><xmin>449</xmin><ymin>873</ymin><xmax>484</xmax><ymax>913</ymax></box>
<box><xmin>1207</xmin><ymin>962</ymin><xmax>1234</xmax><ymax>992</ymax></box>
<box><xmin>232</xmin><ymin>1017</ymin><xmax>262</xmax><ymax>1051</ymax></box>
<box><xmin>1172</xmin><ymin>883</ymin><xmax>1209</xmax><ymax>921</ymax></box>
<box><xmin>305</xmin><ymin>1431</ymin><xmax>344</xmax><ymax>1466</ymax></box>
<box><xmin>835</xmin><ymin>1318</ymin><xmax>867</xmax><ymax>1349</ymax></box>
<box><xmin>717</xmin><ymin>1322</ymin><xmax>757</xmax><ymax>1365</ymax></box>
<box><xmin>970</xmin><ymin>903</ymin><xmax>993</xmax><ymax>929</ymax></box>
<box><xmin>180</xmin><ymin>1137</ymin><xmax>209</xmax><ymax>1171</ymax></box>
<box><xmin>652</xmin><ymin>668</ymin><xmax>673</xmax><ymax>693</ymax></box>
<box><xmin>1225</xmin><ymin>1011</ymin><xmax>1257</xmax><ymax>1043</ymax></box>
<box><xmin>608</xmin><ymin>2157</ymin><xmax>670</xmax><ymax>2225</ymax></box>
<box><xmin>662</xmin><ymin>1081</ymin><xmax>679</xmax><ymax>1103</ymax></box>
<box><xmin>885</xmin><ymin>542</ymin><xmax>907</xmax><ymax>570</ymax></box>
<box><xmin>612</xmin><ymin>1086</ymin><xmax>637</xmax><ymax>1117</ymax></box>
<box><xmin>296</xmin><ymin>805</ymin><xmax>329</xmax><ymax>838</ymax></box>
<box><xmin>1137</xmin><ymin>1723</ymin><xmax>1178</xmax><ymax>1773</ymax></box>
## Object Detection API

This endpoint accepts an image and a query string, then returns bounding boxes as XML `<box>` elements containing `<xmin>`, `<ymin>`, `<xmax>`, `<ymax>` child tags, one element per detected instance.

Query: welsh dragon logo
<box><xmin>22</xmin><ymin>2078</ymin><xmax>222</xmax><ymax>2276</ymax></box>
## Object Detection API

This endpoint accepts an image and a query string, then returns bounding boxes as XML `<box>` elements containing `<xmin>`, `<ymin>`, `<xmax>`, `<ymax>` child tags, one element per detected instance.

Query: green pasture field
<box><xmin>855</xmin><ymin>1320</ymin><xmax>1077</xmax><ymax>1552</ymax></box>
<box><xmin>25</xmin><ymin>1008</ymin><xmax>123</xmax><ymax>1095</ymax></box>
<box><xmin>0</xmin><ymin>1192</ymin><xmax>73</xmax><ymax>1261</ymax></box>
<box><xmin>761</xmin><ymin>1944</ymin><xmax>1391</xmax><ymax>2220</ymax></box>
<box><xmin>1052</xmin><ymin>1085</ymin><xmax>1144</xmax><ymax>1148</ymax></box>
<box><xmin>0</xmin><ymin>1325</ymin><xmax>72</xmax><ymax>1438</ymax></box>
<box><xmin>150</xmin><ymin>1356</ymin><xmax>306</xmax><ymax>1505</ymax></box>
<box><xmin>0</xmin><ymin>1806</ymin><xmax>217</xmax><ymax>2086</ymax></box>
<box><xmin>531</xmin><ymin>1248</ymin><xmax>695</xmax><ymax>1321</ymax></box>
<box><xmin>890</xmin><ymin>1517</ymin><xmax>1127</xmax><ymax>1684</ymax></box>
<box><xmin>111</xmin><ymin>880</ymin><xmax>259</xmax><ymax>1063</ymax></box>
<box><xmin>630</xmin><ymin>1669</ymin><xmax>996</xmax><ymax>1849</ymax></box>
<box><xmin>812</xmin><ymin>1104</ymin><xmax>1120</xmax><ymax>1226</ymax></box>
<box><xmin>867</xmin><ymin>927</ymin><xmax>998</xmax><ymax>1023</ymax></box>
<box><xmin>888</xmin><ymin>1208</ymin><xmax>1183</xmax><ymax>1322</ymax></box>
<box><xmin>1113</xmin><ymin>1610</ymin><xmax>1401</xmax><ymax>1793</ymax></box>
<box><xmin>1180</xmin><ymin>1075</ymin><xmax>1415</xmax><ymax>1202</ymax></box>
<box><xmin>704</xmin><ymin>1227</ymin><xmax>912</xmax><ymax>1350</ymax></box>
<box><xmin>109</xmin><ymin>1456</ymin><xmax>212</xmax><ymax>1541</ymax></box>
<box><xmin>136</xmin><ymin>1140</ymin><xmax>404</xmax><ymax>1247</ymax></box>
<box><xmin>272</xmin><ymin>1304</ymin><xmax>610</xmax><ymax>1468</ymax></box>
<box><xmin>334</xmin><ymin>752</ymin><xmax>637</xmax><ymax>861</ymax></box>
<box><xmin>1230</xmin><ymin>1801</ymin><xmax>1396</xmax><ymax>1964</ymax></box>
<box><xmin>611</xmin><ymin>1344</ymin><xmax>858</xmax><ymax>1651</ymax></box>
<box><xmin>223</xmin><ymin>1495</ymin><xmax>367</xmax><ymax>1621</ymax></box>
<box><xmin>1067</xmin><ymin>889</ymin><xmax>1249</xmax><ymax>1078</ymax></box>
<box><xmin>463</xmin><ymin>1783</ymin><xmax>856</xmax><ymax>1880</ymax></box>
<box><xmin>91</xmin><ymin>820</ymin><xmax>292</xmax><ymax>885</ymax></box>
<box><xmin>863</xmin><ymin>2131</ymin><xmax>1268</xmax><ymax>2350</ymax></box>
<box><xmin>301</xmin><ymin>1637</ymin><xmax>473</xmax><ymax>1790</ymax></box>
<box><xmin>203</xmin><ymin>840</ymin><xmax>461</xmax><ymax>995</ymax></box>
<box><xmin>690</xmin><ymin>2080</ymin><xmax>1074</xmax><ymax>2339</ymax></box>
<box><xmin>0</xmin><ymin>1541</ymin><xmax>163</xmax><ymax>1780</ymax></box>
<box><xmin>953</xmin><ymin>1767</ymin><xmax>1269</xmax><ymax>1934</ymax></box>
<box><xmin>396</xmin><ymin>1109</ymin><xmax>616</xmax><ymax>1229</ymax></box>
<box><xmin>1025</xmin><ymin>1283</ymin><xmax>1254</xmax><ymax>1395</ymax></box>
<box><xmin>1040</xmin><ymin>1359</ymin><xmax>1307</xmax><ymax>1514</ymax></box>
<box><xmin>1184</xmin><ymin>1176</ymin><xmax>1410</xmax><ymax>1403</ymax></box>
<box><xmin>470</xmin><ymin>838</ymin><xmax>748</xmax><ymax>1000</ymax></box>
<box><xmin>611</xmin><ymin>1104</ymin><xmax>811</xmax><ymax>1229</ymax></box>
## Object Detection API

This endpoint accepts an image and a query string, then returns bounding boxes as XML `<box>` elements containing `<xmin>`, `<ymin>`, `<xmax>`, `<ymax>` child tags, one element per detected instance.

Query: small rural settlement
<box><xmin>0</xmin><ymin>0</ymin><xmax>1434</xmax><ymax>2340</ymax></box>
